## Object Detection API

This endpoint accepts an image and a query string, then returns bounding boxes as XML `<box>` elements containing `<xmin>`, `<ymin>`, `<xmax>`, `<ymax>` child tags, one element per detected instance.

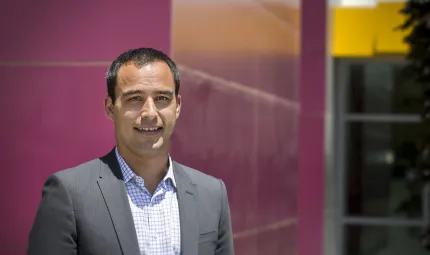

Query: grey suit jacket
<box><xmin>27</xmin><ymin>149</ymin><xmax>234</xmax><ymax>255</ymax></box>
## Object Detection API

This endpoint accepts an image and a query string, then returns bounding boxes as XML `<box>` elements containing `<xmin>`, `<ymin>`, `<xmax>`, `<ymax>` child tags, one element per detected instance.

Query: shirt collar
<box><xmin>114</xmin><ymin>147</ymin><xmax>177</xmax><ymax>188</ymax></box>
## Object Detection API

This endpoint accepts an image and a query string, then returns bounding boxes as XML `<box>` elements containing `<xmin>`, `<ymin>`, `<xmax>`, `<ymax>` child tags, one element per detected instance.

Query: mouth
<box><xmin>134</xmin><ymin>127</ymin><xmax>163</xmax><ymax>135</ymax></box>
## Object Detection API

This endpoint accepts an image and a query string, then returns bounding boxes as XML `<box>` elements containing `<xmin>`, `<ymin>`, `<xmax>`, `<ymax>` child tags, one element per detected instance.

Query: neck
<box><xmin>117</xmin><ymin>145</ymin><xmax>169</xmax><ymax>192</ymax></box>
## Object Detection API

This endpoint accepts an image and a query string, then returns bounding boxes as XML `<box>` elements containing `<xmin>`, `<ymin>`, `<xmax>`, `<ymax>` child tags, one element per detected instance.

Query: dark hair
<box><xmin>106</xmin><ymin>48</ymin><xmax>180</xmax><ymax>103</ymax></box>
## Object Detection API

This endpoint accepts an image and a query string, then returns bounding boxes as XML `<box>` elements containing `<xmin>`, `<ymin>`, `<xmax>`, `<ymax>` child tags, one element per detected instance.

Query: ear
<box><xmin>175</xmin><ymin>95</ymin><xmax>182</xmax><ymax>120</ymax></box>
<box><xmin>104</xmin><ymin>96</ymin><xmax>115</xmax><ymax>121</ymax></box>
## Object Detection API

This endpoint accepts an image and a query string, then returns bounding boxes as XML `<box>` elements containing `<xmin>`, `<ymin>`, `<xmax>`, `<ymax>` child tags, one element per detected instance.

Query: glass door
<box><xmin>335</xmin><ymin>58</ymin><xmax>430</xmax><ymax>255</ymax></box>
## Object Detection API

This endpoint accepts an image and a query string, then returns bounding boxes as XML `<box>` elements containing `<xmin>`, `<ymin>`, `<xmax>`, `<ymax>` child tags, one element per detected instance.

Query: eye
<box><xmin>128</xmin><ymin>96</ymin><xmax>142</xmax><ymax>102</ymax></box>
<box><xmin>156</xmin><ymin>96</ymin><xmax>169</xmax><ymax>101</ymax></box>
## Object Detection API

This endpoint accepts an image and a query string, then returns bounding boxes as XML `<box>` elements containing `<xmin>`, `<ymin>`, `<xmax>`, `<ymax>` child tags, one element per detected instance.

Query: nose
<box><xmin>141</xmin><ymin>98</ymin><xmax>157</xmax><ymax>120</ymax></box>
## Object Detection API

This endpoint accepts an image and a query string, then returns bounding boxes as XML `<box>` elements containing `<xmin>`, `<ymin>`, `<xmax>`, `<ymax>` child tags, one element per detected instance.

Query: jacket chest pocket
<box><xmin>199</xmin><ymin>230</ymin><xmax>218</xmax><ymax>244</ymax></box>
<box><xmin>198</xmin><ymin>231</ymin><xmax>217</xmax><ymax>255</ymax></box>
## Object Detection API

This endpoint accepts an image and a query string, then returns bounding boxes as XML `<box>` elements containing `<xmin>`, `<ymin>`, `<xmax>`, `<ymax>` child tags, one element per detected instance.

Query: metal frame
<box><xmin>334</xmin><ymin>57</ymin><xmax>406</xmax><ymax>65</ymax></box>
<box><xmin>343</xmin><ymin>217</ymin><xmax>424</xmax><ymax>227</ymax></box>
<box><xmin>345</xmin><ymin>115</ymin><xmax>421</xmax><ymax>123</ymax></box>
<box><xmin>334</xmin><ymin>59</ymin><xmax>348</xmax><ymax>255</ymax></box>
<box><xmin>334</xmin><ymin>57</ymin><xmax>426</xmax><ymax>255</ymax></box>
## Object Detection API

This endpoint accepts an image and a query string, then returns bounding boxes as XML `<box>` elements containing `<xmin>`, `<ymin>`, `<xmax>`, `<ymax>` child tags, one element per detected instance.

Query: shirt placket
<box><xmin>154</xmin><ymin>185</ymin><xmax>168</xmax><ymax>254</ymax></box>
<box><xmin>134</xmin><ymin>177</ymin><xmax>151</xmax><ymax>254</ymax></box>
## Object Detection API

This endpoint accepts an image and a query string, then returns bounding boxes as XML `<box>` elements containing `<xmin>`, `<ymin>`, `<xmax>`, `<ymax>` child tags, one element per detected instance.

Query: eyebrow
<box><xmin>154</xmin><ymin>90</ymin><xmax>175</xmax><ymax>97</ymax></box>
<box><xmin>121</xmin><ymin>90</ymin><xmax>143</xmax><ymax>97</ymax></box>
<box><xmin>121</xmin><ymin>89</ymin><xmax>175</xmax><ymax>97</ymax></box>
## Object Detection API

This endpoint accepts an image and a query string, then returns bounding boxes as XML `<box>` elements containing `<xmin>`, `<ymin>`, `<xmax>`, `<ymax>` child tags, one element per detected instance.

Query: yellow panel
<box><xmin>332</xmin><ymin>8</ymin><xmax>374</xmax><ymax>57</ymax></box>
<box><xmin>374</xmin><ymin>2</ymin><xmax>409</xmax><ymax>54</ymax></box>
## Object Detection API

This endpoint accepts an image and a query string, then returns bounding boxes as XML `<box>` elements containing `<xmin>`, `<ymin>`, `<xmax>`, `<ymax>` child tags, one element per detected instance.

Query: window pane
<box><xmin>345</xmin><ymin>122</ymin><xmax>430</xmax><ymax>218</ymax></box>
<box><xmin>344</xmin><ymin>226</ymin><xmax>428</xmax><ymax>255</ymax></box>
<box><xmin>347</xmin><ymin>63</ymin><xmax>422</xmax><ymax>114</ymax></box>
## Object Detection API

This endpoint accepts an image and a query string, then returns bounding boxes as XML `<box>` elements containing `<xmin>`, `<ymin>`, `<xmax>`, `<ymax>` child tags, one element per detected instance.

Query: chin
<box><xmin>135</xmin><ymin>142</ymin><xmax>165</xmax><ymax>154</ymax></box>
<box><xmin>136</xmin><ymin>148</ymin><xmax>164</xmax><ymax>158</ymax></box>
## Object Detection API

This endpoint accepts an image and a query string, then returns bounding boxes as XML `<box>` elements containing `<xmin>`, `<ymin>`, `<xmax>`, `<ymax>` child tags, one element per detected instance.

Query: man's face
<box><xmin>104</xmin><ymin>61</ymin><xmax>181</xmax><ymax>157</ymax></box>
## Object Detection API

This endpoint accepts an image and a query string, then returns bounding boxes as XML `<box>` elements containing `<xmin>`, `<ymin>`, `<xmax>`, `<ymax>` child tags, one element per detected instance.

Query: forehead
<box><xmin>116</xmin><ymin>61</ymin><xmax>174</xmax><ymax>90</ymax></box>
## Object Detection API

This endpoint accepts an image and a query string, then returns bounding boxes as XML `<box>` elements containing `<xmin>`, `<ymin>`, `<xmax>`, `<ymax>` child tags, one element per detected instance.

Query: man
<box><xmin>27</xmin><ymin>48</ymin><xmax>234</xmax><ymax>255</ymax></box>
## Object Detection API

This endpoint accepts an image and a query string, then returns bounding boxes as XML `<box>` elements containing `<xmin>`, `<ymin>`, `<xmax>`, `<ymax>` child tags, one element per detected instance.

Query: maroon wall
<box><xmin>0</xmin><ymin>2</ymin><xmax>171</xmax><ymax>254</ymax></box>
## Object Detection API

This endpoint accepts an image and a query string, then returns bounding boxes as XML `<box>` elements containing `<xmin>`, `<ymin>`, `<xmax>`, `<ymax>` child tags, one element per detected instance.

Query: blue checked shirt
<box><xmin>115</xmin><ymin>148</ymin><xmax>181</xmax><ymax>255</ymax></box>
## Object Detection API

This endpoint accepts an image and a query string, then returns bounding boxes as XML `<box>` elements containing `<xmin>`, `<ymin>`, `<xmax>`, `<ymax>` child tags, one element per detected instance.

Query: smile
<box><xmin>136</xmin><ymin>127</ymin><xmax>161</xmax><ymax>131</ymax></box>
<box><xmin>134</xmin><ymin>127</ymin><xmax>163</xmax><ymax>135</ymax></box>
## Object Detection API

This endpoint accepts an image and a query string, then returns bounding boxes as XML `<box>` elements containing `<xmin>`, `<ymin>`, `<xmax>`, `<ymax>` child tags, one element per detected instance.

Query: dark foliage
<box><xmin>399</xmin><ymin>1</ymin><xmax>430</xmax><ymax>119</ymax></box>
<box><xmin>399</xmin><ymin>1</ymin><xmax>430</xmax><ymax>83</ymax></box>
<box><xmin>399</xmin><ymin>1</ymin><xmax>430</xmax><ymax>248</ymax></box>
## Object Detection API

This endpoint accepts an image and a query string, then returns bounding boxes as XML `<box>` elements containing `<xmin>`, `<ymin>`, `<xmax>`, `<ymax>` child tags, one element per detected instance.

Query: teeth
<box><xmin>138</xmin><ymin>127</ymin><xmax>159</xmax><ymax>131</ymax></box>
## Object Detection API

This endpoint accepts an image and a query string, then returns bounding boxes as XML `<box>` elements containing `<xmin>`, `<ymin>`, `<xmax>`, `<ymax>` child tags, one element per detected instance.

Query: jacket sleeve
<box><xmin>27</xmin><ymin>173</ymin><xmax>77</xmax><ymax>255</ymax></box>
<box><xmin>215</xmin><ymin>179</ymin><xmax>235</xmax><ymax>255</ymax></box>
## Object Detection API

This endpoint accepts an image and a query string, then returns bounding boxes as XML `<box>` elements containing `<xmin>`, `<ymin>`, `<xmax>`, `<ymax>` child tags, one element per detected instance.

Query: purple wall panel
<box><xmin>172</xmin><ymin>2</ymin><xmax>301</xmax><ymax>254</ymax></box>
<box><xmin>297</xmin><ymin>1</ymin><xmax>327</xmax><ymax>255</ymax></box>
<box><xmin>233</xmin><ymin>226</ymin><xmax>296</xmax><ymax>255</ymax></box>
<box><xmin>176</xmin><ymin>54</ymin><xmax>299</xmax><ymax>101</ymax></box>
<box><xmin>0</xmin><ymin>66</ymin><xmax>115</xmax><ymax>251</ymax></box>
<box><xmin>173</xmin><ymin>66</ymin><xmax>299</xmax><ymax>230</ymax></box>
<box><xmin>0</xmin><ymin>1</ymin><xmax>171</xmax><ymax>61</ymax></box>
<box><xmin>0</xmin><ymin>1</ymin><xmax>172</xmax><ymax>254</ymax></box>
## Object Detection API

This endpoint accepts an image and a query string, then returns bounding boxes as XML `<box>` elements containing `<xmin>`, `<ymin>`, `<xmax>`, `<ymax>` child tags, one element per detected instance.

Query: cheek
<box><xmin>124</xmin><ymin>105</ymin><xmax>145</xmax><ymax>117</ymax></box>
<box><xmin>160</xmin><ymin>110</ymin><xmax>177</xmax><ymax>126</ymax></box>
<box><xmin>116</xmin><ymin>111</ymin><xmax>139</xmax><ymax>128</ymax></box>
<box><xmin>124</xmin><ymin>110</ymin><xmax>139</xmax><ymax>119</ymax></box>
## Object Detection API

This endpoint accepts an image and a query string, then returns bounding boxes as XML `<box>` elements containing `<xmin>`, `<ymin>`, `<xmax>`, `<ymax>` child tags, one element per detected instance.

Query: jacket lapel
<box><xmin>173</xmin><ymin>162</ymin><xmax>199</xmax><ymax>255</ymax></box>
<box><xmin>97</xmin><ymin>149</ymin><xmax>140</xmax><ymax>255</ymax></box>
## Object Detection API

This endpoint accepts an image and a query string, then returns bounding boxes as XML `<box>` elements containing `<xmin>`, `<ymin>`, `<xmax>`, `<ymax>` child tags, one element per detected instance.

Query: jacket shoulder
<box><xmin>47</xmin><ymin>158</ymin><xmax>102</xmax><ymax>191</ymax></box>
<box><xmin>54</xmin><ymin>158</ymin><xmax>101</xmax><ymax>178</ymax></box>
